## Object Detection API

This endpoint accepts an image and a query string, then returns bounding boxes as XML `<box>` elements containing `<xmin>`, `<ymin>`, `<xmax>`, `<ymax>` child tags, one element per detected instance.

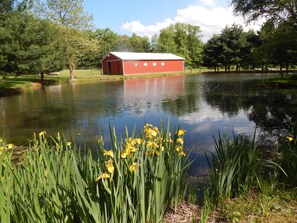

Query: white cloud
<box><xmin>121</xmin><ymin>4</ymin><xmax>263</xmax><ymax>42</ymax></box>
<box><xmin>121</xmin><ymin>18</ymin><xmax>174</xmax><ymax>37</ymax></box>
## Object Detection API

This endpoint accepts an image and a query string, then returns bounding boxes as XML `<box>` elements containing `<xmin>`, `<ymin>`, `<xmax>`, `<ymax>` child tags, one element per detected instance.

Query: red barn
<box><xmin>102</xmin><ymin>52</ymin><xmax>184</xmax><ymax>75</ymax></box>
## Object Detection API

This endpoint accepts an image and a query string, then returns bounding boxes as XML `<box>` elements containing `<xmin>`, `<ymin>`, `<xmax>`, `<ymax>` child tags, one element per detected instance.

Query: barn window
<box><xmin>161</xmin><ymin>62</ymin><xmax>165</xmax><ymax>66</ymax></box>
<box><xmin>144</xmin><ymin>63</ymin><xmax>148</xmax><ymax>66</ymax></box>
<box><xmin>135</xmin><ymin>63</ymin><xmax>138</xmax><ymax>66</ymax></box>
<box><xmin>153</xmin><ymin>62</ymin><xmax>157</xmax><ymax>66</ymax></box>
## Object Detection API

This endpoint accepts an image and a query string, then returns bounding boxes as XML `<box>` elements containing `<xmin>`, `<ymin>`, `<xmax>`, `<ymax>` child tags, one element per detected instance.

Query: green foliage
<box><xmin>34</xmin><ymin>0</ymin><xmax>95</xmax><ymax>80</ymax></box>
<box><xmin>204</xmin><ymin>129</ymin><xmax>297</xmax><ymax>222</ymax></box>
<box><xmin>95</xmin><ymin>28</ymin><xmax>119</xmax><ymax>61</ymax></box>
<box><xmin>203</xmin><ymin>24</ymin><xmax>254</xmax><ymax>71</ymax></box>
<box><xmin>206</xmin><ymin>132</ymin><xmax>262</xmax><ymax>203</ymax></box>
<box><xmin>231</xmin><ymin>0</ymin><xmax>297</xmax><ymax>30</ymax></box>
<box><xmin>0</xmin><ymin>123</ymin><xmax>191</xmax><ymax>222</ymax></box>
<box><xmin>157</xmin><ymin>23</ymin><xmax>203</xmax><ymax>68</ymax></box>
<box><xmin>0</xmin><ymin>12</ymin><xmax>64</xmax><ymax>77</ymax></box>
<box><xmin>276</xmin><ymin>132</ymin><xmax>297</xmax><ymax>186</ymax></box>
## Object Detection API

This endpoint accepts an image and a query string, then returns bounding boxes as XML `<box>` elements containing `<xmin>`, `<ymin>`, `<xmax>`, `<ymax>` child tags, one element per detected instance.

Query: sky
<box><xmin>84</xmin><ymin>0</ymin><xmax>263</xmax><ymax>42</ymax></box>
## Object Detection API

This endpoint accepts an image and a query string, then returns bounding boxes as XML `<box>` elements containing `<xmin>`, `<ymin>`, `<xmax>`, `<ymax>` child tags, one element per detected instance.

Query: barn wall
<box><xmin>123</xmin><ymin>60</ymin><xmax>184</xmax><ymax>75</ymax></box>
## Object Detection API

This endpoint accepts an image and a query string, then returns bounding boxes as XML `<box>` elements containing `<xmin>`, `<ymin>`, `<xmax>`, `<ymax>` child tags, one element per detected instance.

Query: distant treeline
<box><xmin>1</xmin><ymin>0</ymin><xmax>296</xmax><ymax>79</ymax></box>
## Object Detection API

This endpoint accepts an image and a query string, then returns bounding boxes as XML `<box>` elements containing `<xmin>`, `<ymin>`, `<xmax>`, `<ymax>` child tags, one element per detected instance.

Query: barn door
<box><xmin>107</xmin><ymin>62</ymin><xmax>112</xmax><ymax>74</ymax></box>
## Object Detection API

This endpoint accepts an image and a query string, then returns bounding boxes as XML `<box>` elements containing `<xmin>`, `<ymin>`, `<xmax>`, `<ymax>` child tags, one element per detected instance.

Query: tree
<box><xmin>128</xmin><ymin>33</ymin><xmax>151</xmax><ymax>52</ymax></box>
<box><xmin>219</xmin><ymin>24</ymin><xmax>247</xmax><ymax>72</ymax></box>
<box><xmin>75</xmin><ymin>30</ymin><xmax>100</xmax><ymax>69</ymax></box>
<box><xmin>35</xmin><ymin>0</ymin><xmax>94</xmax><ymax>80</ymax></box>
<box><xmin>0</xmin><ymin>1</ymin><xmax>64</xmax><ymax>80</ymax></box>
<box><xmin>231</xmin><ymin>0</ymin><xmax>297</xmax><ymax>72</ymax></box>
<box><xmin>158</xmin><ymin>23</ymin><xmax>203</xmax><ymax>68</ymax></box>
<box><xmin>116</xmin><ymin>35</ymin><xmax>133</xmax><ymax>52</ymax></box>
<box><xmin>158</xmin><ymin>25</ymin><xmax>177</xmax><ymax>53</ymax></box>
<box><xmin>95</xmin><ymin>28</ymin><xmax>119</xmax><ymax>61</ymax></box>
<box><xmin>203</xmin><ymin>34</ymin><xmax>224</xmax><ymax>71</ymax></box>
<box><xmin>0</xmin><ymin>0</ymin><xmax>14</xmax><ymax>13</ymax></box>
<box><xmin>231</xmin><ymin>0</ymin><xmax>297</xmax><ymax>29</ymax></box>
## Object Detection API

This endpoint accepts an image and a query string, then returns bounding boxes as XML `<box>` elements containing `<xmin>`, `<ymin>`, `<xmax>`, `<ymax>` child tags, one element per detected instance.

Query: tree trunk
<box><xmin>280</xmin><ymin>61</ymin><xmax>283</xmax><ymax>78</ymax></box>
<box><xmin>40</xmin><ymin>71</ymin><xmax>45</xmax><ymax>85</ymax></box>
<box><xmin>286</xmin><ymin>61</ymin><xmax>289</xmax><ymax>74</ymax></box>
<box><xmin>69</xmin><ymin>63</ymin><xmax>75</xmax><ymax>80</ymax></box>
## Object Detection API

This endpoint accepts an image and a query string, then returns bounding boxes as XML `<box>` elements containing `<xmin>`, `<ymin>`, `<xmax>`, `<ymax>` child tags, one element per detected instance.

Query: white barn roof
<box><xmin>110</xmin><ymin>52</ymin><xmax>184</xmax><ymax>60</ymax></box>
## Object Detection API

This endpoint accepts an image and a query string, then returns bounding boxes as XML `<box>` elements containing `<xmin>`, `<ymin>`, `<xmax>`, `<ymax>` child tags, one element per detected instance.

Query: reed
<box><xmin>0</xmin><ymin>123</ymin><xmax>191</xmax><ymax>222</ymax></box>
<box><xmin>206</xmin><ymin>132</ymin><xmax>261</xmax><ymax>204</ymax></box>
<box><xmin>276</xmin><ymin>132</ymin><xmax>297</xmax><ymax>186</ymax></box>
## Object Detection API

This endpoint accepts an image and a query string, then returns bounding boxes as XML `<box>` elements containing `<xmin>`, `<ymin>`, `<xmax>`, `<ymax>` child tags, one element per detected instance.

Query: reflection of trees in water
<box><xmin>202</xmin><ymin>81</ymin><xmax>250</xmax><ymax>117</ymax></box>
<box><xmin>202</xmin><ymin>80</ymin><xmax>297</xmax><ymax>132</ymax></box>
<box><xmin>162</xmin><ymin>78</ymin><xmax>202</xmax><ymax>116</ymax></box>
<box><xmin>248</xmin><ymin>92</ymin><xmax>297</xmax><ymax>131</ymax></box>
<box><xmin>0</xmin><ymin>81</ymin><xmax>125</xmax><ymax>143</ymax></box>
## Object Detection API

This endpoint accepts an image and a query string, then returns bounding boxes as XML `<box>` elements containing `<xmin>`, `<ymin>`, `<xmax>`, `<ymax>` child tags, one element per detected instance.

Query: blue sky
<box><xmin>84</xmin><ymin>0</ymin><xmax>262</xmax><ymax>41</ymax></box>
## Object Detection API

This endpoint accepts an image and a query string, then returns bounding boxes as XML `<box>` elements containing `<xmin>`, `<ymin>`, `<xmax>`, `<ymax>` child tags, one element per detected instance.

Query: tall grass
<box><xmin>204</xmin><ymin>130</ymin><xmax>296</xmax><ymax>216</ymax></box>
<box><xmin>206</xmin><ymin>132</ymin><xmax>262</xmax><ymax>204</ymax></box>
<box><xmin>0</xmin><ymin>123</ymin><xmax>191</xmax><ymax>222</ymax></box>
<box><xmin>276</xmin><ymin>132</ymin><xmax>297</xmax><ymax>186</ymax></box>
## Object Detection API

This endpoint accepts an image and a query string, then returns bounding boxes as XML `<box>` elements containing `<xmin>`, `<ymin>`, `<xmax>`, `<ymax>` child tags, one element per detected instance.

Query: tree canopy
<box><xmin>231</xmin><ymin>0</ymin><xmax>297</xmax><ymax>28</ymax></box>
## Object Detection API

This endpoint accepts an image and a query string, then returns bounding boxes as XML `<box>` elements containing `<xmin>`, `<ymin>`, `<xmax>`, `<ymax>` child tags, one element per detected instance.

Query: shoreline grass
<box><xmin>0</xmin><ymin>123</ymin><xmax>192</xmax><ymax>222</ymax></box>
<box><xmin>201</xmin><ymin>130</ymin><xmax>297</xmax><ymax>222</ymax></box>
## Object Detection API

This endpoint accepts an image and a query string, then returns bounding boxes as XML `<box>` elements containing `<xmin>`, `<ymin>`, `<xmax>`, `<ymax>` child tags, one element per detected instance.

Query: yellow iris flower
<box><xmin>176</xmin><ymin>138</ymin><xmax>184</xmax><ymax>145</ymax></box>
<box><xmin>96</xmin><ymin>172</ymin><xmax>110</xmax><ymax>181</ymax></box>
<box><xmin>39</xmin><ymin>131</ymin><xmax>47</xmax><ymax>137</ymax></box>
<box><xmin>103</xmin><ymin>149</ymin><xmax>114</xmax><ymax>158</ymax></box>
<box><xmin>129</xmin><ymin>162</ymin><xmax>138</xmax><ymax>172</ymax></box>
<box><xmin>105</xmin><ymin>160</ymin><xmax>115</xmax><ymax>173</ymax></box>
<box><xmin>176</xmin><ymin>129</ymin><xmax>186</xmax><ymax>136</ymax></box>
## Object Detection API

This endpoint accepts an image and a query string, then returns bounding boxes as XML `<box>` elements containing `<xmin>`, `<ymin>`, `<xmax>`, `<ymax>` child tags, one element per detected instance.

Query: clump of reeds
<box><xmin>276</xmin><ymin>133</ymin><xmax>297</xmax><ymax>186</ymax></box>
<box><xmin>0</xmin><ymin>123</ymin><xmax>191</xmax><ymax>222</ymax></box>
<box><xmin>206</xmin><ymin>132</ymin><xmax>261</xmax><ymax>204</ymax></box>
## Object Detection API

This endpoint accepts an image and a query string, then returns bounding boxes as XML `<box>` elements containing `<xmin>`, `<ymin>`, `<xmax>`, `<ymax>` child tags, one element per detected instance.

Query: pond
<box><xmin>1</xmin><ymin>73</ymin><xmax>297</xmax><ymax>176</ymax></box>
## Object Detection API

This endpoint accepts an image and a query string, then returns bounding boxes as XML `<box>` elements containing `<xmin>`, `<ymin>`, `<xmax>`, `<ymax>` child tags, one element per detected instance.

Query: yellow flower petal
<box><xmin>178</xmin><ymin>151</ymin><xmax>186</xmax><ymax>157</ymax></box>
<box><xmin>39</xmin><ymin>131</ymin><xmax>47</xmax><ymax>137</ymax></box>
<box><xmin>129</xmin><ymin>162</ymin><xmax>138</xmax><ymax>172</ymax></box>
<box><xmin>103</xmin><ymin>149</ymin><xmax>114</xmax><ymax>158</ymax></box>
<box><xmin>176</xmin><ymin>138</ymin><xmax>184</xmax><ymax>145</ymax></box>
<box><xmin>96</xmin><ymin>172</ymin><xmax>110</xmax><ymax>181</ymax></box>
<box><xmin>121</xmin><ymin>151</ymin><xmax>128</xmax><ymax>159</ymax></box>
<box><xmin>176</xmin><ymin>129</ymin><xmax>186</xmax><ymax>136</ymax></box>
<box><xmin>105</xmin><ymin>160</ymin><xmax>115</xmax><ymax>173</ymax></box>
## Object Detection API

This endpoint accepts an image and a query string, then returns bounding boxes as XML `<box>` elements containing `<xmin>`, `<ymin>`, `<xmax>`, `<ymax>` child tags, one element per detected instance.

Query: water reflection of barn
<box><xmin>102</xmin><ymin>52</ymin><xmax>184</xmax><ymax>75</ymax></box>
<box><xmin>123</xmin><ymin>76</ymin><xmax>185</xmax><ymax>105</ymax></box>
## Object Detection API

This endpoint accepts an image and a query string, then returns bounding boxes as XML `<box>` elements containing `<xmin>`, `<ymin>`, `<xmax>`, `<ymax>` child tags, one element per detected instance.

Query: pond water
<box><xmin>1</xmin><ymin>73</ymin><xmax>297</xmax><ymax>176</ymax></box>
